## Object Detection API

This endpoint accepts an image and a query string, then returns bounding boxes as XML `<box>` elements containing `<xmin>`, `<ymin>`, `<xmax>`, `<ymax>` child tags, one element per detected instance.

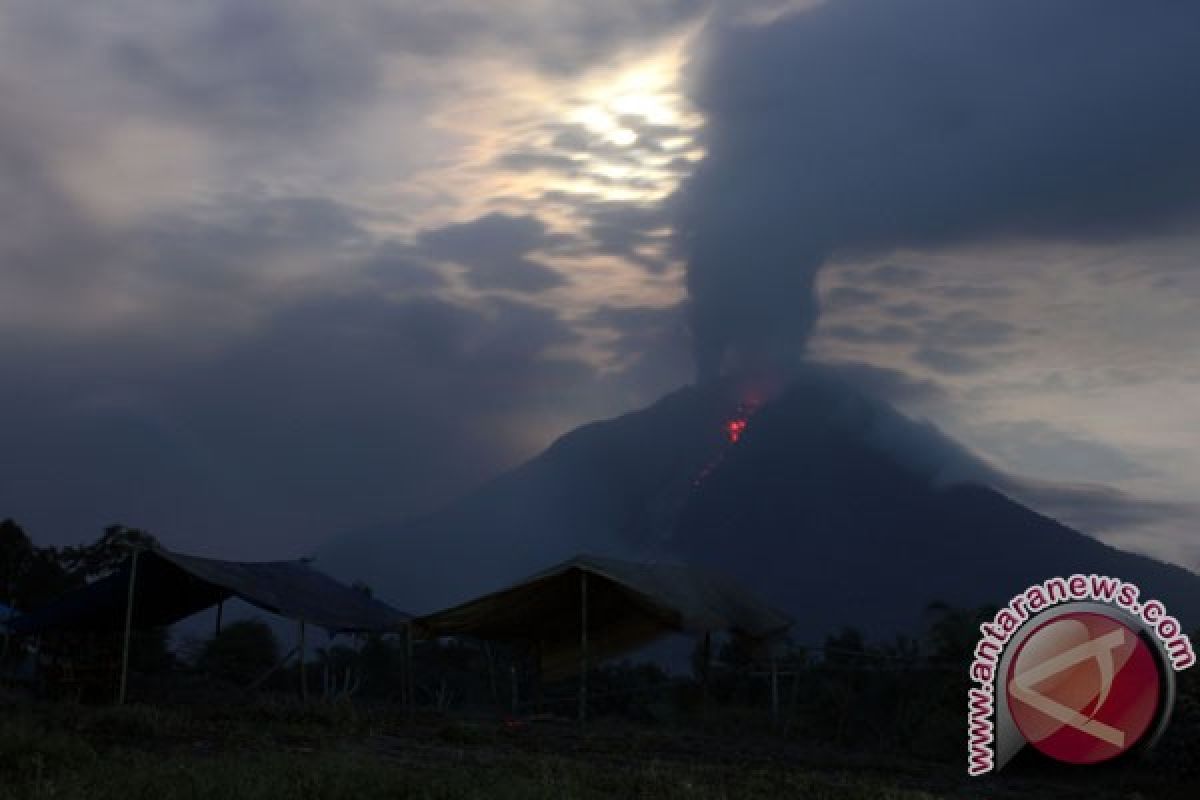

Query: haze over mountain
<box><xmin>321</xmin><ymin>364</ymin><xmax>1200</xmax><ymax>638</ymax></box>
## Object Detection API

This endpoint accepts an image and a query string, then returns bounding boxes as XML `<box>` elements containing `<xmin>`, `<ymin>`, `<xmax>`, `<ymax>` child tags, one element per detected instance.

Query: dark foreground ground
<box><xmin>0</xmin><ymin>700</ymin><xmax>1195</xmax><ymax>799</ymax></box>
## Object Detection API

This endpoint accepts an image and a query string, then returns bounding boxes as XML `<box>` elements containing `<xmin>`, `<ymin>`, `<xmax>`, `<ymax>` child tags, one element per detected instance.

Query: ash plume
<box><xmin>675</xmin><ymin>0</ymin><xmax>1200</xmax><ymax>382</ymax></box>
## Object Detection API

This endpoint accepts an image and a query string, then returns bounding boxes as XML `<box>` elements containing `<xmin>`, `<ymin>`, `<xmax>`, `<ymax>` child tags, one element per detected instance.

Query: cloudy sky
<box><xmin>1</xmin><ymin>1</ymin><xmax>1197</xmax><ymax>569</ymax></box>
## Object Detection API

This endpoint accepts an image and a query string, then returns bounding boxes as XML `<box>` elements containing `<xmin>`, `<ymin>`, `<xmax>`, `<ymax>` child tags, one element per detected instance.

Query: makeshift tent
<box><xmin>416</xmin><ymin>554</ymin><xmax>792</xmax><ymax>718</ymax></box>
<box><xmin>8</xmin><ymin>547</ymin><xmax>410</xmax><ymax>636</ymax></box>
<box><xmin>7</xmin><ymin>546</ymin><xmax>412</xmax><ymax>703</ymax></box>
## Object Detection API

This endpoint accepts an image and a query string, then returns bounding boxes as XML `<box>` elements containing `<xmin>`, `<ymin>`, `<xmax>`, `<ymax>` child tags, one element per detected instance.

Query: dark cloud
<box><xmin>0</xmin><ymin>290</ymin><xmax>596</xmax><ymax>557</ymax></box>
<box><xmin>583</xmin><ymin>203</ymin><xmax>672</xmax><ymax>272</ymax></box>
<box><xmin>0</xmin><ymin>191</ymin><xmax>413</xmax><ymax>343</ymax></box>
<box><xmin>970</xmin><ymin>420</ymin><xmax>1152</xmax><ymax>484</ymax></box>
<box><xmin>360</xmin><ymin>241</ymin><xmax>447</xmax><ymax>292</ymax></box>
<box><xmin>0</xmin><ymin>114</ymin><xmax>111</xmax><ymax>313</ymax></box>
<box><xmin>108</xmin><ymin>1</ymin><xmax>381</xmax><ymax>136</ymax></box>
<box><xmin>497</xmin><ymin>151</ymin><xmax>584</xmax><ymax>174</ymax></box>
<box><xmin>583</xmin><ymin>304</ymin><xmax>692</xmax><ymax>400</ymax></box>
<box><xmin>912</xmin><ymin>347</ymin><xmax>990</xmax><ymax>376</ymax></box>
<box><xmin>823</xmin><ymin>286</ymin><xmax>880</xmax><ymax>311</ymax></box>
<box><xmin>867</xmin><ymin>264</ymin><xmax>926</xmax><ymax>287</ymax></box>
<box><xmin>933</xmin><ymin>284</ymin><xmax>1017</xmax><ymax>300</ymax></box>
<box><xmin>677</xmin><ymin>0</ymin><xmax>1200</xmax><ymax>379</ymax></box>
<box><xmin>917</xmin><ymin>310</ymin><xmax>1017</xmax><ymax>349</ymax></box>
<box><xmin>536</xmin><ymin>192</ymin><xmax>676</xmax><ymax>273</ymax></box>
<box><xmin>821</xmin><ymin>361</ymin><xmax>949</xmax><ymax>407</ymax></box>
<box><xmin>822</xmin><ymin>323</ymin><xmax>914</xmax><ymax>345</ymax></box>
<box><xmin>417</xmin><ymin>213</ymin><xmax>567</xmax><ymax>292</ymax></box>
<box><xmin>1009</xmin><ymin>482</ymin><xmax>1195</xmax><ymax>536</ymax></box>
<box><xmin>884</xmin><ymin>302</ymin><xmax>928</xmax><ymax>320</ymax></box>
<box><xmin>361</xmin><ymin>1</ymin><xmax>705</xmax><ymax>75</ymax></box>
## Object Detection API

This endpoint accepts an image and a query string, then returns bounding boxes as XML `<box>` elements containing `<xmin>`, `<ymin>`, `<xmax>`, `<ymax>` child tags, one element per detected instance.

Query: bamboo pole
<box><xmin>578</xmin><ymin>570</ymin><xmax>588</xmax><ymax>724</ymax></box>
<box><xmin>117</xmin><ymin>549</ymin><xmax>140</xmax><ymax>706</ymax></box>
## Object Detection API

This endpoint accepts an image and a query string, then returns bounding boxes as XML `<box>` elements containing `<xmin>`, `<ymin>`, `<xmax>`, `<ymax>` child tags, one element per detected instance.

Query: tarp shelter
<box><xmin>7</xmin><ymin>547</ymin><xmax>410</xmax><ymax>636</ymax></box>
<box><xmin>416</xmin><ymin>554</ymin><xmax>792</xmax><ymax>718</ymax></box>
<box><xmin>7</xmin><ymin>546</ymin><xmax>412</xmax><ymax>703</ymax></box>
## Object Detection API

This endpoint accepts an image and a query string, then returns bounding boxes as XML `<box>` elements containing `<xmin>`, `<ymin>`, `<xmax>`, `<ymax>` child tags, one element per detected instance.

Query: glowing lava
<box><xmin>693</xmin><ymin>401</ymin><xmax>762</xmax><ymax>486</ymax></box>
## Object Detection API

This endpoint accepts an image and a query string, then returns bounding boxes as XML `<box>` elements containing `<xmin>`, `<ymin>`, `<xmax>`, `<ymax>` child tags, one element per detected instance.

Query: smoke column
<box><xmin>675</xmin><ymin>0</ymin><xmax>1200</xmax><ymax>382</ymax></box>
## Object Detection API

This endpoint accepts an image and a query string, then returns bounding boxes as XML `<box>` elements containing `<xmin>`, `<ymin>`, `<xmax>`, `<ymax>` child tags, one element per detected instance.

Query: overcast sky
<box><xmin>1</xmin><ymin>1</ymin><xmax>1197</xmax><ymax>570</ymax></box>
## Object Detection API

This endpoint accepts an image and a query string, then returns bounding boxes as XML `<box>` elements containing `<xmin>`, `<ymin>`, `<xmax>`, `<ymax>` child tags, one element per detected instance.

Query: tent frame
<box><xmin>77</xmin><ymin>543</ymin><xmax>410</xmax><ymax>706</ymax></box>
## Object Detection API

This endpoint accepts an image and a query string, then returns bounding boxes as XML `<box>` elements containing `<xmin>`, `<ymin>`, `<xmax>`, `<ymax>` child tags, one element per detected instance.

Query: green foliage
<box><xmin>197</xmin><ymin>620</ymin><xmax>279</xmax><ymax>684</ymax></box>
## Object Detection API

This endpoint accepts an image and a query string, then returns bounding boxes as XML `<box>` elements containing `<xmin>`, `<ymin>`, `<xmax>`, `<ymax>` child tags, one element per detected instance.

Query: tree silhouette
<box><xmin>924</xmin><ymin>600</ymin><xmax>996</xmax><ymax>665</ymax></box>
<box><xmin>0</xmin><ymin>518</ymin><xmax>75</xmax><ymax>610</ymax></box>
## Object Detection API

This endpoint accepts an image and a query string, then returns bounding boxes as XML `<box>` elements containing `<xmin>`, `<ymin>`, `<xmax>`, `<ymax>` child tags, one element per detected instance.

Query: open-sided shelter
<box><xmin>8</xmin><ymin>546</ymin><xmax>411</xmax><ymax>702</ymax></box>
<box><xmin>8</xmin><ymin>547</ymin><xmax>410</xmax><ymax>636</ymax></box>
<box><xmin>416</xmin><ymin>554</ymin><xmax>791</xmax><ymax>719</ymax></box>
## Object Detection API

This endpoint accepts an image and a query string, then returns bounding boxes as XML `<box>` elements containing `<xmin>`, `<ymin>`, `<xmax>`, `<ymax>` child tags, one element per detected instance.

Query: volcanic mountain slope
<box><xmin>321</xmin><ymin>367</ymin><xmax>1200</xmax><ymax>638</ymax></box>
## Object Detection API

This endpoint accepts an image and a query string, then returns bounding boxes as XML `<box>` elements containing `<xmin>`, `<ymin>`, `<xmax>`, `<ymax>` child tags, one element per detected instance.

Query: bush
<box><xmin>197</xmin><ymin>620</ymin><xmax>279</xmax><ymax>685</ymax></box>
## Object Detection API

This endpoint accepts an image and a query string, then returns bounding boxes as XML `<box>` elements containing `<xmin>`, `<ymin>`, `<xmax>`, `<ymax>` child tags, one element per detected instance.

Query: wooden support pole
<box><xmin>399</xmin><ymin>626</ymin><xmax>407</xmax><ymax>710</ymax></box>
<box><xmin>405</xmin><ymin>623</ymin><xmax>415</xmax><ymax>714</ymax></box>
<box><xmin>299</xmin><ymin>620</ymin><xmax>308</xmax><ymax>702</ymax></box>
<box><xmin>533</xmin><ymin>641</ymin><xmax>544</xmax><ymax>713</ymax></box>
<box><xmin>510</xmin><ymin>663</ymin><xmax>519</xmax><ymax>715</ymax></box>
<box><xmin>578</xmin><ymin>570</ymin><xmax>588</xmax><ymax>724</ymax></box>
<box><xmin>118</xmin><ymin>548</ymin><xmax>140</xmax><ymax>706</ymax></box>
<box><xmin>214</xmin><ymin>599</ymin><xmax>224</xmax><ymax>636</ymax></box>
<box><xmin>770</xmin><ymin>656</ymin><xmax>780</xmax><ymax>727</ymax></box>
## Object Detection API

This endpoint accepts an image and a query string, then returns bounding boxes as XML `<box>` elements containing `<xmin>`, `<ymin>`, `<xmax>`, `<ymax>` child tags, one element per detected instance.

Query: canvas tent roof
<box><xmin>417</xmin><ymin>554</ymin><xmax>791</xmax><ymax>678</ymax></box>
<box><xmin>7</xmin><ymin>547</ymin><xmax>410</xmax><ymax>636</ymax></box>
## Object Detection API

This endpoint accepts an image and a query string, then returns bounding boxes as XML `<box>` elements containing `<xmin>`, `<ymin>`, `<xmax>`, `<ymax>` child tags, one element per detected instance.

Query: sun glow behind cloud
<box><xmin>558</xmin><ymin>40</ymin><xmax>704</xmax><ymax>203</ymax></box>
<box><xmin>364</xmin><ymin>27</ymin><xmax>703</xmax><ymax>380</ymax></box>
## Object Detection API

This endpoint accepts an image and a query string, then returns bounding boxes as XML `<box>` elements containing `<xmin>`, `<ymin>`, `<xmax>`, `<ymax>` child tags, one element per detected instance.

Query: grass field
<box><xmin>0</xmin><ymin>699</ymin><xmax>1194</xmax><ymax>799</ymax></box>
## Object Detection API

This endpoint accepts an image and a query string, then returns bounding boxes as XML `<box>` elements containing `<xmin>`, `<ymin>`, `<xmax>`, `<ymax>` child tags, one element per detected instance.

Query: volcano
<box><xmin>321</xmin><ymin>367</ymin><xmax>1200</xmax><ymax>639</ymax></box>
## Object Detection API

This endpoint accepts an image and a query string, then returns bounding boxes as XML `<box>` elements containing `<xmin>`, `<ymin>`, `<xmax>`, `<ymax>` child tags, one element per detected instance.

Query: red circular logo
<box><xmin>1006</xmin><ymin>611</ymin><xmax>1161</xmax><ymax>765</ymax></box>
